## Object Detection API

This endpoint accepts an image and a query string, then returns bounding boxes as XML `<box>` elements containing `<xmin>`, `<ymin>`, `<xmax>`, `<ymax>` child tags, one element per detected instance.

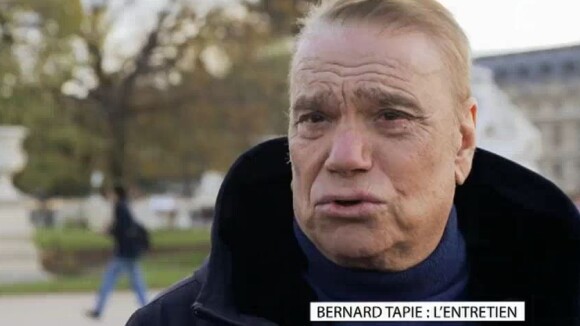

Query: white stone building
<box><xmin>472</xmin><ymin>66</ymin><xmax>542</xmax><ymax>172</ymax></box>
<box><xmin>476</xmin><ymin>45</ymin><xmax>580</xmax><ymax>195</ymax></box>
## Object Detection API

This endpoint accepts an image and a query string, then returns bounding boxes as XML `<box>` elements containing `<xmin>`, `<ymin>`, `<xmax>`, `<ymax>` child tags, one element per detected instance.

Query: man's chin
<box><xmin>331</xmin><ymin>251</ymin><xmax>387</xmax><ymax>270</ymax></box>
<box><xmin>317</xmin><ymin>236</ymin><xmax>387</xmax><ymax>269</ymax></box>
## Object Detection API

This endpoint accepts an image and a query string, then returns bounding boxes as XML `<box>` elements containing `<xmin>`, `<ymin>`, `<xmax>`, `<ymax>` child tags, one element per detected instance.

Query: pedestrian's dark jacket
<box><xmin>126</xmin><ymin>138</ymin><xmax>580</xmax><ymax>326</ymax></box>
<box><xmin>111</xmin><ymin>200</ymin><xmax>142</xmax><ymax>259</ymax></box>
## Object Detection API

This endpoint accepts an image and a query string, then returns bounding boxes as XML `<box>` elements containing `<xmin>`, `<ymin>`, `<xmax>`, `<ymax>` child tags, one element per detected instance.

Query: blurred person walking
<box><xmin>86</xmin><ymin>185</ymin><xmax>150</xmax><ymax>319</ymax></box>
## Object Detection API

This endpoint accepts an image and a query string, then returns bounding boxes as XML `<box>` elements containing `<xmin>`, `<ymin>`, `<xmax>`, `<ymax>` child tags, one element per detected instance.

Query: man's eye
<box><xmin>297</xmin><ymin>112</ymin><xmax>327</xmax><ymax>124</ymax></box>
<box><xmin>378</xmin><ymin>110</ymin><xmax>411</xmax><ymax>121</ymax></box>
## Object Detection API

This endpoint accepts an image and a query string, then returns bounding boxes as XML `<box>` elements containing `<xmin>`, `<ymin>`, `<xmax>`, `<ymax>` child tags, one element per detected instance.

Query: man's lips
<box><xmin>315</xmin><ymin>193</ymin><xmax>385</xmax><ymax>205</ymax></box>
<box><xmin>314</xmin><ymin>193</ymin><xmax>386</xmax><ymax>218</ymax></box>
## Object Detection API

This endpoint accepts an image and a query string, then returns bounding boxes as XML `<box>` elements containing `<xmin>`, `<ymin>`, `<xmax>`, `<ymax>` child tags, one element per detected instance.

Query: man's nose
<box><xmin>324</xmin><ymin>128</ymin><xmax>372</xmax><ymax>176</ymax></box>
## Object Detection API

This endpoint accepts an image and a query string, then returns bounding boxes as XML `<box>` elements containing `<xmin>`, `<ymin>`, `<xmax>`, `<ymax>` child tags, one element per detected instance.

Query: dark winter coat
<box><xmin>111</xmin><ymin>200</ymin><xmax>143</xmax><ymax>259</ymax></box>
<box><xmin>126</xmin><ymin>137</ymin><xmax>580</xmax><ymax>326</ymax></box>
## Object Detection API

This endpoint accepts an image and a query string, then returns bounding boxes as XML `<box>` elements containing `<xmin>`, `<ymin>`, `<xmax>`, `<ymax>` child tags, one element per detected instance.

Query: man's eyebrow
<box><xmin>354</xmin><ymin>87</ymin><xmax>423</xmax><ymax>114</ymax></box>
<box><xmin>291</xmin><ymin>91</ymin><xmax>335</xmax><ymax>113</ymax></box>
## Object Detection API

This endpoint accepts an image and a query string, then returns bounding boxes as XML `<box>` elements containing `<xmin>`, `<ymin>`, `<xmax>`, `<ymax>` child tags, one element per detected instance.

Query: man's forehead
<box><xmin>293</xmin><ymin>23</ymin><xmax>444</xmax><ymax>77</ymax></box>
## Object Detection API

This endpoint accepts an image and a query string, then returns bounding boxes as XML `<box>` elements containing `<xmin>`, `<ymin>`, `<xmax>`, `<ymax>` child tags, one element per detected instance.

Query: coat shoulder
<box><xmin>125</xmin><ymin>265</ymin><xmax>207</xmax><ymax>326</ymax></box>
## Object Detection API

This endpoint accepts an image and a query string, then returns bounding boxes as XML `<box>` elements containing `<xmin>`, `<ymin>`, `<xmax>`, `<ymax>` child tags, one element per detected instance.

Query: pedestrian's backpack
<box><xmin>128</xmin><ymin>222</ymin><xmax>151</xmax><ymax>253</ymax></box>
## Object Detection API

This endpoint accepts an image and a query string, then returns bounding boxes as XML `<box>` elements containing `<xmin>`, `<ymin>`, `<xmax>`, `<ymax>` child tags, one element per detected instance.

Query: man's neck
<box><xmin>294</xmin><ymin>206</ymin><xmax>469</xmax><ymax>301</ymax></box>
<box><xmin>326</xmin><ymin>231</ymin><xmax>447</xmax><ymax>272</ymax></box>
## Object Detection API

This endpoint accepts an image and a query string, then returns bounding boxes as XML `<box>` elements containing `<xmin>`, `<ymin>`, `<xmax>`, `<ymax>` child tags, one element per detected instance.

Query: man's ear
<box><xmin>455</xmin><ymin>98</ymin><xmax>477</xmax><ymax>185</ymax></box>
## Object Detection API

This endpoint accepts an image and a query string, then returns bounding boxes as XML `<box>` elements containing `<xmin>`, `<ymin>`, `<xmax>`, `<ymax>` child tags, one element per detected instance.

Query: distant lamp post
<box><xmin>90</xmin><ymin>170</ymin><xmax>104</xmax><ymax>193</ymax></box>
<box><xmin>83</xmin><ymin>170</ymin><xmax>109</xmax><ymax>231</ymax></box>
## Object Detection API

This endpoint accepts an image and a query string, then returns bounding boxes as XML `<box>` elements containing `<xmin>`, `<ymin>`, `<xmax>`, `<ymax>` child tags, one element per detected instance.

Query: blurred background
<box><xmin>1</xmin><ymin>0</ymin><xmax>580</xmax><ymax>325</ymax></box>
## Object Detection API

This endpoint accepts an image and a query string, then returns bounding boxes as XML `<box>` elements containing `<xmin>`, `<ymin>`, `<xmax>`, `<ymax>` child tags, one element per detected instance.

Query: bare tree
<box><xmin>63</xmin><ymin>0</ymin><xmax>269</xmax><ymax>183</ymax></box>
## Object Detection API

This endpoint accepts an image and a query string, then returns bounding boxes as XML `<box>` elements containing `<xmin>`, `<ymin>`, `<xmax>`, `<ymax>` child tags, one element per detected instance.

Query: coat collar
<box><xmin>192</xmin><ymin>137</ymin><xmax>580</xmax><ymax>325</ymax></box>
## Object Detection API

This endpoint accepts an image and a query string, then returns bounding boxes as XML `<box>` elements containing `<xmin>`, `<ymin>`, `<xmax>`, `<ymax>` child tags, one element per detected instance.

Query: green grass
<box><xmin>35</xmin><ymin>228</ymin><xmax>111</xmax><ymax>251</ymax></box>
<box><xmin>0</xmin><ymin>251</ymin><xmax>208</xmax><ymax>295</ymax></box>
<box><xmin>0</xmin><ymin>228</ymin><xmax>211</xmax><ymax>295</ymax></box>
<box><xmin>35</xmin><ymin>227</ymin><xmax>212</xmax><ymax>251</ymax></box>
<box><xmin>150</xmin><ymin>228</ymin><xmax>212</xmax><ymax>249</ymax></box>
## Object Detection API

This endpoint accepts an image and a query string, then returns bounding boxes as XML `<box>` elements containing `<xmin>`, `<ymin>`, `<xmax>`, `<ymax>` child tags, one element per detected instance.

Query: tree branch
<box><xmin>117</xmin><ymin>2</ymin><xmax>178</xmax><ymax>104</ymax></box>
<box><xmin>85</xmin><ymin>38</ymin><xmax>110</xmax><ymax>89</ymax></box>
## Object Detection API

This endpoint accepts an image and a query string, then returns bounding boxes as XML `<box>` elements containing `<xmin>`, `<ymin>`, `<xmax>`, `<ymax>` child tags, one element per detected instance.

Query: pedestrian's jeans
<box><xmin>94</xmin><ymin>256</ymin><xmax>148</xmax><ymax>314</ymax></box>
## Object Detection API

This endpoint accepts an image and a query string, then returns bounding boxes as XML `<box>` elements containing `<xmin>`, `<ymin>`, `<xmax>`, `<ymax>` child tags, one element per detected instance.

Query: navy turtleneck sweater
<box><xmin>294</xmin><ymin>206</ymin><xmax>470</xmax><ymax>325</ymax></box>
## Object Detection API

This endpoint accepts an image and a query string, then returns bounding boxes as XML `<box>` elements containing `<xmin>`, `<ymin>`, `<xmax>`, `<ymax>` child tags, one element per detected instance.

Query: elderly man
<box><xmin>127</xmin><ymin>0</ymin><xmax>580</xmax><ymax>325</ymax></box>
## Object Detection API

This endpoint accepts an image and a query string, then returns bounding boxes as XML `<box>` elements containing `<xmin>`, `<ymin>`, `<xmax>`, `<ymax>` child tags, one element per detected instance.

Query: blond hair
<box><xmin>294</xmin><ymin>0</ymin><xmax>472</xmax><ymax>103</ymax></box>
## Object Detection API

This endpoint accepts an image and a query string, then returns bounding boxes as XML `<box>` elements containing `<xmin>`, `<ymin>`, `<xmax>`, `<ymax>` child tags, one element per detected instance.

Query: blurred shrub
<box><xmin>35</xmin><ymin>228</ymin><xmax>211</xmax><ymax>252</ymax></box>
<box><xmin>35</xmin><ymin>228</ymin><xmax>211</xmax><ymax>275</ymax></box>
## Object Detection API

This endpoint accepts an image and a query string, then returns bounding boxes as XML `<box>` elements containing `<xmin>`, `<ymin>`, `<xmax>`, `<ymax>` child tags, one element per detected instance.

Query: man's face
<box><xmin>289</xmin><ymin>24</ymin><xmax>476</xmax><ymax>271</ymax></box>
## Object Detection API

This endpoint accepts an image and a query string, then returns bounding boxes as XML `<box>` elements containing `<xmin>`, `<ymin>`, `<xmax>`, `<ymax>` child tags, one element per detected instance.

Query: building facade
<box><xmin>471</xmin><ymin>66</ymin><xmax>542</xmax><ymax>173</ymax></box>
<box><xmin>475</xmin><ymin>45</ymin><xmax>580</xmax><ymax>195</ymax></box>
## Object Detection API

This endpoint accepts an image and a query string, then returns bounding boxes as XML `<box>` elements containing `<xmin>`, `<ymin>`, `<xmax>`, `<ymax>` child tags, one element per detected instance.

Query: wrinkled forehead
<box><xmin>290</xmin><ymin>23</ymin><xmax>445</xmax><ymax>100</ymax></box>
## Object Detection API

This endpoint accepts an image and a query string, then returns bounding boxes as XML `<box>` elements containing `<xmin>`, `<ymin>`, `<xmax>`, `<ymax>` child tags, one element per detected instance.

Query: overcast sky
<box><xmin>107</xmin><ymin>0</ymin><xmax>580</xmax><ymax>60</ymax></box>
<box><xmin>439</xmin><ymin>0</ymin><xmax>580</xmax><ymax>56</ymax></box>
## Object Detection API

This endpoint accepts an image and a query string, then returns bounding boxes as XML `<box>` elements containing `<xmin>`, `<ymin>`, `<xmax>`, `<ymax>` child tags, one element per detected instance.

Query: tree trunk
<box><xmin>107</xmin><ymin>110</ymin><xmax>128</xmax><ymax>184</ymax></box>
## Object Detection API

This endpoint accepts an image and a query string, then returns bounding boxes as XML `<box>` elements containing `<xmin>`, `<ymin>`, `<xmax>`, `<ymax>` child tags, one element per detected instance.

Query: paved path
<box><xmin>0</xmin><ymin>291</ymin><xmax>160</xmax><ymax>326</ymax></box>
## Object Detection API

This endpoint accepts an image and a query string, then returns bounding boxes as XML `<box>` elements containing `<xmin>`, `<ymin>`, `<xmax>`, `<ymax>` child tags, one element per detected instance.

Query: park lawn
<box><xmin>0</xmin><ymin>251</ymin><xmax>208</xmax><ymax>295</ymax></box>
<box><xmin>35</xmin><ymin>228</ymin><xmax>212</xmax><ymax>251</ymax></box>
<box><xmin>0</xmin><ymin>228</ymin><xmax>211</xmax><ymax>295</ymax></box>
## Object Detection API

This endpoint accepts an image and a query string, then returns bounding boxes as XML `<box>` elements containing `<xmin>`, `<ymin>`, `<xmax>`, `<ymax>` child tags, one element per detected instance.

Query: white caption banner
<box><xmin>311</xmin><ymin>302</ymin><xmax>525</xmax><ymax>322</ymax></box>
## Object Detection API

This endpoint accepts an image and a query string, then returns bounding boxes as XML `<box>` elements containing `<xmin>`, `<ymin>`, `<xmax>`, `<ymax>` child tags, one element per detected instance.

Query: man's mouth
<box><xmin>334</xmin><ymin>199</ymin><xmax>363</xmax><ymax>207</ymax></box>
<box><xmin>316</xmin><ymin>193</ymin><xmax>384</xmax><ymax>205</ymax></box>
<box><xmin>315</xmin><ymin>194</ymin><xmax>385</xmax><ymax>218</ymax></box>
